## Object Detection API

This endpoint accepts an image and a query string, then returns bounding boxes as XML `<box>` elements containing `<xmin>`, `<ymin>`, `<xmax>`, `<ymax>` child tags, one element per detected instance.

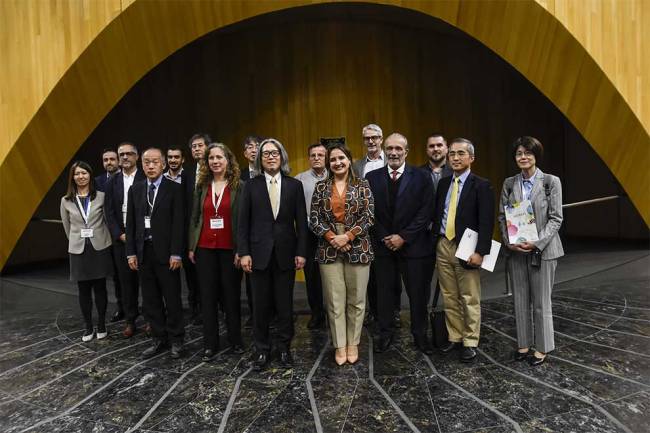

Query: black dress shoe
<box><xmin>414</xmin><ymin>338</ymin><xmax>434</xmax><ymax>355</ymax></box>
<box><xmin>170</xmin><ymin>343</ymin><xmax>184</xmax><ymax>359</ymax></box>
<box><xmin>230</xmin><ymin>343</ymin><xmax>245</xmax><ymax>354</ymax></box>
<box><xmin>439</xmin><ymin>341</ymin><xmax>461</xmax><ymax>354</ymax></box>
<box><xmin>460</xmin><ymin>346</ymin><xmax>477</xmax><ymax>363</ymax></box>
<box><xmin>374</xmin><ymin>336</ymin><xmax>393</xmax><ymax>353</ymax></box>
<box><xmin>202</xmin><ymin>349</ymin><xmax>217</xmax><ymax>362</ymax></box>
<box><xmin>142</xmin><ymin>341</ymin><xmax>169</xmax><ymax>359</ymax></box>
<box><xmin>514</xmin><ymin>349</ymin><xmax>532</xmax><ymax>361</ymax></box>
<box><xmin>279</xmin><ymin>350</ymin><xmax>294</xmax><ymax>367</ymax></box>
<box><xmin>252</xmin><ymin>353</ymin><xmax>269</xmax><ymax>371</ymax></box>
<box><xmin>528</xmin><ymin>354</ymin><xmax>547</xmax><ymax>366</ymax></box>
<box><xmin>110</xmin><ymin>311</ymin><xmax>125</xmax><ymax>323</ymax></box>
<box><xmin>307</xmin><ymin>314</ymin><xmax>325</xmax><ymax>329</ymax></box>
<box><xmin>393</xmin><ymin>311</ymin><xmax>401</xmax><ymax>328</ymax></box>
<box><xmin>244</xmin><ymin>316</ymin><xmax>253</xmax><ymax>329</ymax></box>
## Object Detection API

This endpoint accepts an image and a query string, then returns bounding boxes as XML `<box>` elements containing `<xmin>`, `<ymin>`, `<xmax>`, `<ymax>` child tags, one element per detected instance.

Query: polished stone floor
<box><xmin>0</xmin><ymin>252</ymin><xmax>648</xmax><ymax>432</ymax></box>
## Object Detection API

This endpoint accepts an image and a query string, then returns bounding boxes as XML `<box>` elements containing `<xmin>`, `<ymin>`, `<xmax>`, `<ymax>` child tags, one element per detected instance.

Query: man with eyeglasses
<box><xmin>238</xmin><ymin>138</ymin><xmax>308</xmax><ymax>371</ymax></box>
<box><xmin>295</xmin><ymin>143</ymin><xmax>328</xmax><ymax>329</ymax></box>
<box><xmin>104</xmin><ymin>142</ymin><xmax>146</xmax><ymax>337</ymax></box>
<box><xmin>240</xmin><ymin>136</ymin><xmax>261</xmax><ymax>181</ymax></box>
<box><xmin>432</xmin><ymin>138</ymin><xmax>495</xmax><ymax>363</ymax></box>
<box><xmin>184</xmin><ymin>133</ymin><xmax>211</xmax><ymax>325</ymax></box>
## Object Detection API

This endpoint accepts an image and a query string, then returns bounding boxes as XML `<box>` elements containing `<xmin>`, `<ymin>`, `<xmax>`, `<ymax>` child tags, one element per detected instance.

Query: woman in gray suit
<box><xmin>498</xmin><ymin>137</ymin><xmax>564</xmax><ymax>366</ymax></box>
<box><xmin>60</xmin><ymin>161</ymin><xmax>114</xmax><ymax>342</ymax></box>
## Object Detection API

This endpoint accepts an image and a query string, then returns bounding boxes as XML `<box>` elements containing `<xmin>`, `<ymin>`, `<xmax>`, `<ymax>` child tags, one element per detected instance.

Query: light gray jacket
<box><xmin>60</xmin><ymin>191</ymin><xmax>112</xmax><ymax>254</ymax></box>
<box><xmin>498</xmin><ymin>169</ymin><xmax>564</xmax><ymax>260</ymax></box>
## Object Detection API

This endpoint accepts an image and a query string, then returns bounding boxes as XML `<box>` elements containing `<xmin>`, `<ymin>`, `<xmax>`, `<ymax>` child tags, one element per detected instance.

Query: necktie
<box><xmin>148</xmin><ymin>183</ymin><xmax>156</xmax><ymax>213</ymax></box>
<box><xmin>391</xmin><ymin>170</ymin><xmax>398</xmax><ymax>181</ymax></box>
<box><xmin>523</xmin><ymin>179</ymin><xmax>533</xmax><ymax>201</ymax></box>
<box><xmin>445</xmin><ymin>177</ymin><xmax>460</xmax><ymax>240</ymax></box>
<box><xmin>269</xmin><ymin>178</ymin><xmax>279</xmax><ymax>219</ymax></box>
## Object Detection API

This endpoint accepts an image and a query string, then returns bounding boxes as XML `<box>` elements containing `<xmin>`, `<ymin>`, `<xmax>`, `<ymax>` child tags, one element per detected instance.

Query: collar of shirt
<box><xmin>147</xmin><ymin>176</ymin><xmax>163</xmax><ymax>189</ymax></box>
<box><xmin>387</xmin><ymin>163</ymin><xmax>405</xmax><ymax>178</ymax></box>
<box><xmin>452</xmin><ymin>168</ymin><xmax>471</xmax><ymax>185</ymax></box>
<box><xmin>163</xmin><ymin>167</ymin><xmax>183</xmax><ymax>182</ymax></box>
<box><xmin>310</xmin><ymin>169</ymin><xmax>327</xmax><ymax>180</ymax></box>
<box><xmin>122</xmin><ymin>169</ymin><xmax>137</xmax><ymax>180</ymax></box>
<box><xmin>264</xmin><ymin>171</ymin><xmax>282</xmax><ymax>184</ymax></box>
<box><xmin>521</xmin><ymin>168</ymin><xmax>537</xmax><ymax>182</ymax></box>
<box><xmin>366</xmin><ymin>150</ymin><xmax>385</xmax><ymax>163</ymax></box>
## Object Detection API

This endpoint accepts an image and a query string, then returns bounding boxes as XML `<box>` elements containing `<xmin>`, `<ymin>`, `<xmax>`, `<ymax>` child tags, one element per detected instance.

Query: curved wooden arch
<box><xmin>1</xmin><ymin>0</ymin><xmax>648</xmax><ymax>266</ymax></box>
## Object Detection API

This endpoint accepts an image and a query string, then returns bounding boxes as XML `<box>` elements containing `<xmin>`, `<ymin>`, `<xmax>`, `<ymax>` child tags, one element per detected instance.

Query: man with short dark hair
<box><xmin>240</xmin><ymin>136</ymin><xmax>261</xmax><ymax>181</ymax></box>
<box><xmin>433</xmin><ymin>138</ymin><xmax>495</xmax><ymax>362</ymax></box>
<box><xmin>421</xmin><ymin>133</ymin><xmax>452</xmax><ymax>192</ymax></box>
<box><xmin>164</xmin><ymin>146</ymin><xmax>185</xmax><ymax>183</ymax></box>
<box><xmin>238</xmin><ymin>138</ymin><xmax>308</xmax><ymax>371</ymax></box>
<box><xmin>295</xmin><ymin>143</ymin><xmax>328</xmax><ymax>329</ymax></box>
<box><xmin>127</xmin><ymin>147</ymin><xmax>185</xmax><ymax>359</ymax></box>
<box><xmin>367</xmin><ymin>133</ymin><xmax>435</xmax><ymax>354</ymax></box>
<box><xmin>95</xmin><ymin>149</ymin><xmax>120</xmax><ymax>192</ymax></box>
<box><xmin>105</xmin><ymin>142</ymin><xmax>146</xmax><ymax>337</ymax></box>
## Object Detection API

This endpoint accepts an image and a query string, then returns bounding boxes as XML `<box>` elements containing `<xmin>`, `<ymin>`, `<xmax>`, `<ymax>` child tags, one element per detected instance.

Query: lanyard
<box><xmin>211</xmin><ymin>180</ymin><xmax>227</xmax><ymax>216</ymax></box>
<box><xmin>75</xmin><ymin>195</ymin><xmax>91</xmax><ymax>226</ymax></box>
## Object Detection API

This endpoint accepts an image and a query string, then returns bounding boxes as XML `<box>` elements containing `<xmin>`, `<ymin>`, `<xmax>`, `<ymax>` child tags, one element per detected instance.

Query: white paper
<box><xmin>454</xmin><ymin>228</ymin><xmax>501</xmax><ymax>272</ymax></box>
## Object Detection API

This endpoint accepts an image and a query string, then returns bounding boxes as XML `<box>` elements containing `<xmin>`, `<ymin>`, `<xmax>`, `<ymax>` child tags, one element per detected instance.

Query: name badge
<box><xmin>144</xmin><ymin>216</ymin><xmax>151</xmax><ymax>229</ymax></box>
<box><xmin>80</xmin><ymin>228</ymin><xmax>94</xmax><ymax>238</ymax></box>
<box><xmin>210</xmin><ymin>218</ymin><xmax>224</xmax><ymax>229</ymax></box>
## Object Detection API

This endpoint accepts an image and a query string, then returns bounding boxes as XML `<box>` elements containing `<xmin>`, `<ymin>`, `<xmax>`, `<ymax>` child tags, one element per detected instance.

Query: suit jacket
<box><xmin>309</xmin><ymin>178</ymin><xmax>374</xmax><ymax>264</ymax></box>
<box><xmin>433</xmin><ymin>171</ymin><xmax>495</xmax><ymax>262</ymax></box>
<box><xmin>126</xmin><ymin>177</ymin><xmax>185</xmax><ymax>264</ymax></box>
<box><xmin>237</xmin><ymin>174</ymin><xmax>308</xmax><ymax>271</ymax></box>
<box><xmin>188</xmin><ymin>180</ymin><xmax>242</xmax><ymax>252</ymax></box>
<box><xmin>94</xmin><ymin>172</ymin><xmax>113</xmax><ymax>192</ymax></box>
<box><xmin>60</xmin><ymin>191</ymin><xmax>112</xmax><ymax>254</ymax></box>
<box><xmin>104</xmin><ymin>169</ymin><xmax>146</xmax><ymax>241</ymax></box>
<box><xmin>352</xmin><ymin>154</ymin><xmax>387</xmax><ymax>178</ymax></box>
<box><xmin>419</xmin><ymin>163</ymin><xmax>453</xmax><ymax>193</ymax></box>
<box><xmin>498</xmin><ymin>169</ymin><xmax>564</xmax><ymax>260</ymax></box>
<box><xmin>366</xmin><ymin>165</ymin><xmax>434</xmax><ymax>258</ymax></box>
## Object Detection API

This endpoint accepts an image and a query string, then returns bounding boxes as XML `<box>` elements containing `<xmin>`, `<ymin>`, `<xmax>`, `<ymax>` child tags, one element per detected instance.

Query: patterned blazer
<box><xmin>309</xmin><ymin>178</ymin><xmax>375</xmax><ymax>264</ymax></box>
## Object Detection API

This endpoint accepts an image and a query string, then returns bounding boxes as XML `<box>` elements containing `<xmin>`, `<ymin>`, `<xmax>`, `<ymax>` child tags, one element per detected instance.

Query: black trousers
<box><xmin>368</xmin><ymin>261</ymin><xmax>401</xmax><ymax>317</ymax></box>
<box><xmin>78</xmin><ymin>278</ymin><xmax>108</xmax><ymax>328</ymax></box>
<box><xmin>375</xmin><ymin>255</ymin><xmax>433</xmax><ymax>340</ymax></box>
<box><xmin>112</xmin><ymin>241</ymin><xmax>140</xmax><ymax>324</ymax></box>
<box><xmin>303</xmin><ymin>232</ymin><xmax>323</xmax><ymax>317</ymax></box>
<box><xmin>250</xmin><ymin>251</ymin><xmax>295</xmax><ymax>353</ymax></box>
<box><xmin>109</xmin><ymin>245</ymin><xmax>123</xmax><ymax>314</ymax></box>
<box><xmin>245</xmin><ymin>273</ymin><xmax>253</xmax><ymax>316</ymax></box>
<box><xmin>140</xmin><ymin>242</ymin><xmax>185</xmax><ymax>344</ymax></box>
<box><xmin>182</xmin><ymin>257</ymin><xmax>200</xmax><ymax>313</ymax></box>
<box><xmin>195</xmin><ymin>247</ymin><xmax>242</xmax><ymax>351</ymax></box>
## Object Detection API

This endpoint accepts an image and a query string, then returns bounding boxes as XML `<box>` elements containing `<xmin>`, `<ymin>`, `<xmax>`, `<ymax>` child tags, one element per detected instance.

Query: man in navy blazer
<box><xmin>238</xmin><ymin>138</ymin><xmax>308</xmax><ymax>371</ymax></box>
<box><xmin>104</xmin><ymin>142</ymin><xmax>146</xmax><ymax>337</ymax></box>
<box><xmin>367</xmin><ymin>133</ymin><xmax>435</xmax><ymax>354</ymax></box>
<box><xmin>126</xmin><ymin>148</ymin><xmax>185</xmax><ymax>360</ymax></box>
<box><xmin>432</xmin><ymin>138</ymin><xmax>495</xmax><ymax>362</ymax></box>
<box><xmin>94</xmin><ymin>149</ymin><xmax>120</xmax><ymax>192</ymax></box>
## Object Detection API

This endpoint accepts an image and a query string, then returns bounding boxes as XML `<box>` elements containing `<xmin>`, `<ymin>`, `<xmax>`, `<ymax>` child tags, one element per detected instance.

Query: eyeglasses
<box><xmin>515</xmin><ymin>151</ymin><xmax>535</xmax><ymax>158</ymax></box>
<box><xmin>363</xmin><ymin>135</ymin><xmax>382</xmax><ymax>143</ymax></box>
<box><xmin>262</xmin><ymin>150</ymin><xmax>280</xmax><ymax>158</ymax></box>
<box><xmin>309</xmin><ymin>154</ymin><xmax>325</xmax><ymax>159</ymax></box>
<box><xmin>119</xmin><ymin>151</ymin><xmax>136</xmax><ymax>157</ymax></box>
<box><xmin>190</xmin><ymin>143</ymin><xmax>205</xmax><ymax>149</ymax></box>
<box><xmin>448</xmin><ymin>151</ymin><xmax>470</xmax><ymax>158</ymax></box>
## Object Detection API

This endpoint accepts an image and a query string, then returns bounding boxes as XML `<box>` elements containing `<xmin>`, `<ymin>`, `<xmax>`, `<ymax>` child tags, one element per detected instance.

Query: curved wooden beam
<box><xmin>1</xmin><ymin>0</ymin><xmax>648</xmax><ymax>266</ymax></box>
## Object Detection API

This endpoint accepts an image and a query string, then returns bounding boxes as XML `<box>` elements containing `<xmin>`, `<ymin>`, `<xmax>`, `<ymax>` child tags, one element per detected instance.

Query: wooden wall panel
<box><xmin>1</xmin><ymin>0</ymin><xmax>648</xmax><ymax>267</ymax></box>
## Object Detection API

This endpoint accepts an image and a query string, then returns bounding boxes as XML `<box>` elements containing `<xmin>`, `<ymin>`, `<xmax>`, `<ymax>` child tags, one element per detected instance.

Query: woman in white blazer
<box><xmin>60</xmin><ymin>161</ymin><xmax>113</xmax><ymax>342</ymax></box>
<box><xmin>498</xmin><ymin>137</ymin><xmax>564</xmax><ymax>366</ymax></box>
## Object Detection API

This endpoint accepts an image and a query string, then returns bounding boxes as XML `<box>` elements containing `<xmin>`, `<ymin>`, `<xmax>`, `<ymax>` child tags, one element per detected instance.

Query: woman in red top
<box><xmin>188</xmin><ymin>143</ymin><xmax>244</xmax><ymax>361</ymax></box>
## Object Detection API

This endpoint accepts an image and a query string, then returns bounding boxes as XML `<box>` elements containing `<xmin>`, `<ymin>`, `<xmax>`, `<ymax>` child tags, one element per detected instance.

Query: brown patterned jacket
<box><xmin>309</xmin><ymin>178</ymin><xmax>375</xmax><ymax>264</ymax></box>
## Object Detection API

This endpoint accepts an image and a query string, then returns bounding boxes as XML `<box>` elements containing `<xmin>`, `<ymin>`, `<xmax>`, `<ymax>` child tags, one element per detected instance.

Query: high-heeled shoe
<box><xmin>528</xmin><ymin>351</ymin><xmax>547</xmax><ymax>366</ymax></box>
<box><xmin>514</xmin><ymin>348</ymin><xmax>531</xmax><ymax>361</ymax></box>
<box><xmin>335</xmin><ymin>348</ymin><xmax>347</xmax><ymax>365</ymax></box>
<box><xmin>346</xmin><ymin>345</ymin><xmax>359</xmax><ymax>364</ymax></box>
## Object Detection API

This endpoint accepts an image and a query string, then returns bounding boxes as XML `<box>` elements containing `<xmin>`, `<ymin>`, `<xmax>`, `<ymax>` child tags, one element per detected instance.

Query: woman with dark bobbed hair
<box><xmin>310</xmin><ymin>144</ymin><xmax>375</xmax><ymax>365</ymax></box>
<box><xmin>60</xmin><ymin>161</ymin><xmax>114</xmax><ymax>341</ymax></box>
<box><xmin>498</xmin><ymin>136</ymin><xmax>564</xmax><ymax>366</ymax></box>
<box><xmin>188</xmin><ymin>142</ymin><xmax>245</xmax><ymax>361</ymax></box>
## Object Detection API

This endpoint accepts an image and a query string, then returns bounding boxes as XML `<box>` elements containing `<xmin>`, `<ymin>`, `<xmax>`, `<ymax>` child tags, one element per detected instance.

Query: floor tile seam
<box><xmin>482</xmin><ymin>322</ymin><xmax>650</xmax><ymax>390</ymax></box>
<box><xmin>551</xmin><ymin>300</ymin><xmax>650</xmax><ymax>323</ymax></box>
<box><xmin>553</xmin><ymin>254</ymin><xmax>650</xmax><ymax>292</ymax></box>
<box><xmin>421</xmin><ymin>355</ymin><xmax>524</xmax><ymax>433</ymax></box>
<box><xmin>337</xmin><ymin>379</ymin><xmax>360</xmax><ymax>433</ymax></box>
<box><xmin>452</xmin><ymin>423</ymin><xmax>514</xmax><ymax>433</ymax></box>
<box><xmin>553</xmin><ymin>295</ymin><xmax>650</xmax><ymax>311</ymax></box>
<box><xmin>12</xmin><ymin>335</ymin><xmax>204</xmax><ymax>433</ymax></box>
<box><xmin>0</xmin><ymin>344</ymin><xmax>92</xmax><ymax>379</ymax></box>
<box><xmin>0</xmin><ymin>334</ymin><xmax>78</xmax><ymax>358</ymax></box>
<box><xmin>601</xmin><ymin>389</ymin><xmax>648</xmax><ymax>404</ymax></box>
<box><xmin>551</xmin><ymin>313</ymin><xmax>650</xmax><ymax>339</ymax></box>
<box><xmin>305</xmin><ymin>333</ymin><xmax>330</xmax><ymax>433</ymax></box>
<box><xmin>476</xmin><ymin>348</ymin><xmax>635</xmax><ymax>433</ymax></box>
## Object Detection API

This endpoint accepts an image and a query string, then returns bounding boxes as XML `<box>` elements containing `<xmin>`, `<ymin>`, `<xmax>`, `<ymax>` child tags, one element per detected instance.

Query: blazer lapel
<box><xmin>528</xmin><ymin>169</ymin><xmax>545</xmax><ymax>204</ymax></box>
<box><xmin>151</xmin><ymin>180</ymin><xmax>167</xmax><ymax>217</ymax></box>
<box><xmin>455</xmin><ymin>173</ymin><xmax>474</xmax><ymax>215</ymax></box>
<box><xmin>397</xmin><ymin>166</ymin><xmax>412</xmax><ymax>198</ymax></box>
<box><xmin>513</xmin><ymin>173</ymin><xmax>524</xmax><ymax>203</ymax></box>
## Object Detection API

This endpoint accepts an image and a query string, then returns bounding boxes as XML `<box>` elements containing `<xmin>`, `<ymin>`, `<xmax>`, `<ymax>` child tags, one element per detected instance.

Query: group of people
<box><xmin>60</xmin><ymin>123</ymin><xmax>563</xmax><ymax>370</ymax></box>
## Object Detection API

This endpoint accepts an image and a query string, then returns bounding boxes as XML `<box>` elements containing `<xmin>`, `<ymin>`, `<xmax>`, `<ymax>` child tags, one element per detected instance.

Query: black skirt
<box><xmin>69</xmin><ymin>240</ymin><xmax>113</xmax><ymax>282</ymax></box>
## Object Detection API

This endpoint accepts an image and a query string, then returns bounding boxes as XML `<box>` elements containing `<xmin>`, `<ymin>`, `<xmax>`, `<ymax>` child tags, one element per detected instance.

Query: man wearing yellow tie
<box><xmin>432</xmin><ymin>138</ymin><xmax>495</xmax><ymax>362</ymax></box>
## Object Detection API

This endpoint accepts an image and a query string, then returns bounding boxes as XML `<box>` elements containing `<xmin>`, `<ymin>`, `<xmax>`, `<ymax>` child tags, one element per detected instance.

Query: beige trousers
<box><xmin>436</xmin><ymin>237</ymin><xmax>482</xmax><ymax>347</ymax></box>
<box><xmin>320</xmin><ymin>242</ymin><xmax>369</xmax><ymax>348</ymax></box>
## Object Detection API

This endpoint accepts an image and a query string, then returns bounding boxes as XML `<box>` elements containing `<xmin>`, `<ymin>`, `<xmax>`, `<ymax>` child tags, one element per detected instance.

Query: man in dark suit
<box><xmin>104</xmin><ymin>142</ymin><xmax>146</xmax><ymax>336</ymax></box>
<box><xmin>94</xmin><ymin>148</ymin><xmax>123</xmax><ymax>322</ymax></box>
<box><xmin>95</xmin><ymin>148</ymin><xmax>120</xmax><ymax>192</ymax></box>
<box><xmin>367</xmin><ymin>133</ymin><xmax>435</xmax><ymax>354</ymax></box>
<box><xmin>240</xmin><ymin>135</ymin><xmax>260</xmax><ymax>181</ymax></box>
<box><xmin>238</xmin><ymin>138</ymin><xmax>308</xmax><ymax>371</ymax></box>
<box><xmin>126</xmin><ymin>147</ymin><xmax>185</xmax><ymax>359</ymax></box>
<box><xmin>433</xmin><ymin>138</ymin><xmax>495</xmax><ymax>362</ymax></box>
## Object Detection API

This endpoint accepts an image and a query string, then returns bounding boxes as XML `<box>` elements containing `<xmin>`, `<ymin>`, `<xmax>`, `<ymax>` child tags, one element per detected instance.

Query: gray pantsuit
<box><xmin>498</xmin><ymin>169</ymin><xmax>564</xmax><ymax>354</ymax></box>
